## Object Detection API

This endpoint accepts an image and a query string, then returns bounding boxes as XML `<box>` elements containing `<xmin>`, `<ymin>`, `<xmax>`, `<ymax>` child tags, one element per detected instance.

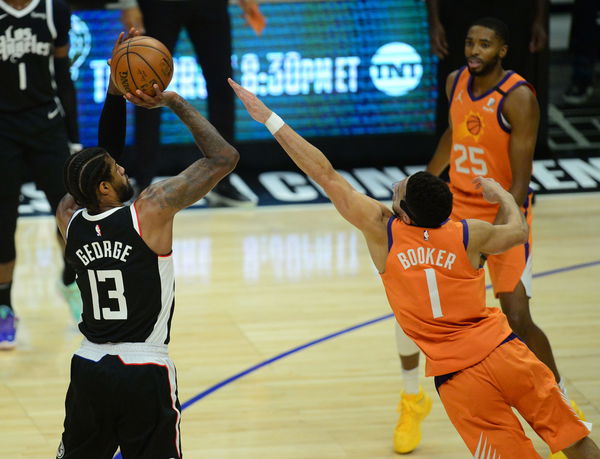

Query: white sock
<box><xmin>558</xmin><ymin>378</ymin><xmax>568</xmax><ymax>398</ymax></box>
<box><xmin>402</xmin><ymin>367</ymin><xmax>420</xmax><ymax>395</ymax></box>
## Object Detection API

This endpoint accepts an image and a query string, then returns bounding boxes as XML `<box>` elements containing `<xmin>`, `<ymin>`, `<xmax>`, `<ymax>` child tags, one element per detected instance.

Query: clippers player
<box><xmin>229</xmin><ymin>77</ymin><xmax>599</xmax><ymax>457</ymax></box>
<box><xmin>55</xmin><ymin>30</ymin><xmax>239</xmax><ymax>458</ymax></box>
<box><xmin>0</xmin><ymin>0</ymin><xmax>81</xmax><ymax>348</ymax></box>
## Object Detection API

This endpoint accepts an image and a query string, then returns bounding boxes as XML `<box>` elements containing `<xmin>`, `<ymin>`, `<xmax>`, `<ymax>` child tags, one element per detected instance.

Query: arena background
<box><xmin>17</xmin><ymin>0</ymin><xmax>600</xmax><ymax>215</ymax></box>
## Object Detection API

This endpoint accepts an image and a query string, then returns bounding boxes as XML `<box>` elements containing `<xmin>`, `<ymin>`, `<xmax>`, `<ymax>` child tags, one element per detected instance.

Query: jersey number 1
<box><xmin>424</xmin><ymin>268</ymin><xmax>443</xmax><ymax>318</ymax></box>
<box><xmin>87</xmin><ymin>269</ymin><xmax>128</xmax><ymax>320</ymax></box>
<box><xmin>18</xmin><ymin>63</ymin><xmax>27</xmax><ymax>90</ymax></box>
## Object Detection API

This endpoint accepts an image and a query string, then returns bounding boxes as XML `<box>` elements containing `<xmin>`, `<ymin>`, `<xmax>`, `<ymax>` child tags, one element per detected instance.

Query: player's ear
<box><xmin>400</xmin><ymin>212</ymin><xmax>412</xmax><ymax>225</ymax></box>
<box><xmin>97</xmin><ymin>180</ymin><xmax>112</xmax><ymax>197</ymax></box>
<box><xmin>499</xmin><ymin>44</ymin><xmax>508</xmax><ymax>59</ymax></box>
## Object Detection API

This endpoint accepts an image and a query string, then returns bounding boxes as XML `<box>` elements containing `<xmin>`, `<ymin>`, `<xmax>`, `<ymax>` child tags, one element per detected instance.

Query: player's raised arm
<box><xmin>228</xmin><ymin>78</ymin><xmax>390</xmax><ymax>236</ymax></box>
<box><xmin>465</xmin><ymin>177</ymin><xmax>529</xmax><ymax>267</ymax></box>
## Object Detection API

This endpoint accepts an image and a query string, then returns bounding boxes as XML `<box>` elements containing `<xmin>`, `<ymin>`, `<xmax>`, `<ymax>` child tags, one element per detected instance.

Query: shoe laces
<box><xmin>397</xmin><ymin>395</ymin><xmax>419</xmax><ymax>428</ymax></box>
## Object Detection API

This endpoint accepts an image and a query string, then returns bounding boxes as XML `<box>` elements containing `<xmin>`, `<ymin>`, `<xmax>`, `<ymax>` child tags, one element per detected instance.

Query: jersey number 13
<box><xmin>87</xmin><ymin>269</ymin><xmax>128</xmax><ymax>320</ymax></box>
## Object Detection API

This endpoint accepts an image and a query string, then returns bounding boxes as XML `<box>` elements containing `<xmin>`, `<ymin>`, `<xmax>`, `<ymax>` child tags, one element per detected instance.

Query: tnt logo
<box><xmin>369</xmin><ymin>42</ymin><xmax>423</xmax><ymax>96</ymax></box>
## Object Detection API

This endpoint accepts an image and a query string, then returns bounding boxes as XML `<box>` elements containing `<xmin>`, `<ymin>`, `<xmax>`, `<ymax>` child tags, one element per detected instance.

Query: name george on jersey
<box><xmin>397</xmin><ymin>246</ymin><xmax>456</xmax><ymax>271</ymax></box>
<box><xmin>76</xmin><ymin>241</ymin><xmax>133</xmax><ymax>266</ymax></box>
<box><xmin>0</xmin><ymin>26</ymin><xmax>51</xmax><ymax>62</ymax></box>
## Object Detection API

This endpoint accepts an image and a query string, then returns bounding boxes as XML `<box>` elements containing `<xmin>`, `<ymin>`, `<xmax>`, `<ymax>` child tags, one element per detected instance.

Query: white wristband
<box><xmin>265</xmin><ymin>112</ymin><xmax>285</xmax><ymax>135</ymax></box>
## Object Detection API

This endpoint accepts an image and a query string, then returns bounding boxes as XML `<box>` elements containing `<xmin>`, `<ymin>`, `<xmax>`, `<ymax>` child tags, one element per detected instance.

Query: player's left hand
<box><xmin>529</xmin><ymin>21</ymin><xmax>547</xmax><ymax>53</ymax></box>
<box><xmin>228</xmin><ymin>78</ymin><xmax>272</xmax><ymax>123</ymax></box>
<box><xmin>107</xmin><ymin>28</ymin><xmax>142</xmax><ymax>95</ymax></box>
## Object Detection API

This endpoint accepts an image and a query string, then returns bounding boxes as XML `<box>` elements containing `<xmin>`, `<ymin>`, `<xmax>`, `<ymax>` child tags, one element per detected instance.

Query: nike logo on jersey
<box><xmin>456</xmin><ymin>89</ymin><xmax>464</xmax><ymax>103</ymax></box>
<box><xmin>30</xmin><ymin>12</ymin><xmax>46</xmax><ymax>20</ymax></box>
<box><xmin>47</xmin><ymin>107</ymin><xmax>60</xmax><ymax>119</ymax></box>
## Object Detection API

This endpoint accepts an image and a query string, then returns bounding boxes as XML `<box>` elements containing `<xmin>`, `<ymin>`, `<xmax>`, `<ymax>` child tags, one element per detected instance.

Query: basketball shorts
<box><xmin>437</xmin><ymin>337</ymin><xmax>591</xmax><ymax>457</ymax></box>
<box><xmin>450</xmin><ymin>185</ymin><xmax>533</xmax><ymax>297</ymax></box>
<box><xmin>0</xmin><ymin>102</ymin><xmax>69</xmax><ymax>210</ymax></box>
<box><xmin>57</xmin><ymin>341</ymin><xmax>182</xmax><ymax>459</ymax></box>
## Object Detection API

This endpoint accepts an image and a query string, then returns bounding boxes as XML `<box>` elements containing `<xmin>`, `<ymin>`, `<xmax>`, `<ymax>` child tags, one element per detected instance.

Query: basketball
<box><xmin>110</xmin><ymin>36</ymin><xmax>174</xmax><ymax>96</ymax></box>
<box><xmin>466</xmin><ymin>114</ymin><xmax>481</xmax><ymax>135</ymax></box>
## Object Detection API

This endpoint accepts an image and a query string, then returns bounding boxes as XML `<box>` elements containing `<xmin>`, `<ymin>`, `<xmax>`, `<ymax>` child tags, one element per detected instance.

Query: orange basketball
<box><xmin>466</xmin><ymin>114</ymin><xmax>481</xmax><ymax>135</ymax></box>
<box><xmin>110</xmin><ymin>36</ymin><xmax>173</xmax><ymax>96</ymax></box>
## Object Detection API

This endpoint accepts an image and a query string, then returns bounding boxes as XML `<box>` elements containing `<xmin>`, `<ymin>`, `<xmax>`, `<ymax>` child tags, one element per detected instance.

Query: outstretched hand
<box><xmin>125</xmin><ymin>84</ymin><xmax>176</xmax><ymax>109</ymax></box>
<box><xmin>228</xmin><ymin>78</ymin><xmax>272</xmax><ymax>124</ymax></box>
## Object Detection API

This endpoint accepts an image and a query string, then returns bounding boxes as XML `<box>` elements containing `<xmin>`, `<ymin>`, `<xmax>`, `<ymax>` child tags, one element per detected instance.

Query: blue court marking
<box><xmin>114</xmin><ymin>259</ymin><xmax>600</xmax><ymax>459</ymax></box>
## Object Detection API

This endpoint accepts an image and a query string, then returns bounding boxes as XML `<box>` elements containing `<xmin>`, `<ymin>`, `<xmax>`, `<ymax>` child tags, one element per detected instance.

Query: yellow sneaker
<box><xmin>548</xmin><ymin>400</ymin><xmax>587</xmax><ymax>459</ymax></box>
<box><xmin>393</xmin><ymin>387</ymin><xmax>432</xmax><ymax>454</ymax></box>
<box><xmin>570</xmin><ymin>399</ymin><xmax>586</xmax><ymax>421</ymax></box>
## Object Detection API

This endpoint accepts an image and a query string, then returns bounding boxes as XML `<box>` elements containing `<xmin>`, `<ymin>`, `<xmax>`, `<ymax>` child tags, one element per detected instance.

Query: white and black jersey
<box><xmin>0</xmin><ymin>0</ymin><xmax>70</xmax><ymax>112</ymax></box>
<box><xmin>64</xmin><ymin>204</ymin><xmax>175</xmax><ymax>345</ymax></box>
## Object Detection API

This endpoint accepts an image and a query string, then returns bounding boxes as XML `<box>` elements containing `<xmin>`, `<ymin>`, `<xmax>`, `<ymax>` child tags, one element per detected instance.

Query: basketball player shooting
<box><xmin>228</xmin><ymin>77</ymin><xmax>599</xmax><ymax>458</ymax></box>
<box><xmin>54</xmin><ymin>30</ymin><xmax>239</xmax><ymax>458</ymax></box>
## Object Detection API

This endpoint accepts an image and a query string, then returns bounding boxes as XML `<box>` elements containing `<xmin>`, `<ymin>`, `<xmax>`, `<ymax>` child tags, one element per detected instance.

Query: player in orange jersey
<box><xmin>389</xmin><ymin>17</ymin><xmax>585</xmax><ymax>457</ymax></box>
<box><xmin>228</xmin><ymin>77</ymin><xmax>600</xmax><ymax>458</ymax></box>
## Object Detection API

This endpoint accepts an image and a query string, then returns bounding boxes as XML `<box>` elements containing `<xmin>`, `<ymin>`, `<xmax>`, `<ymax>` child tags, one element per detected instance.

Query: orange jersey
<box><xmin>449</xmin><ymin>67</ymin><xmax>535</xmax><ymax>196</ymax></box>
<box><xmin>380</xmin><ymin>218</ymin><xmax>512</xmax><ymax>376</ymax></box>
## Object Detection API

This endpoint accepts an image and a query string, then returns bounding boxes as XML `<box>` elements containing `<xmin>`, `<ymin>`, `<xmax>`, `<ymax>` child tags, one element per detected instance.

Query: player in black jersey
<box><xmin>54</xmin><ymin>29</ymin><xmax>239</xmax><ymax>459</ymax></box>
<box><xmin>0</xmin><ymin>0</ymin><xmax>81</xmax><ymax>348</ymax></box>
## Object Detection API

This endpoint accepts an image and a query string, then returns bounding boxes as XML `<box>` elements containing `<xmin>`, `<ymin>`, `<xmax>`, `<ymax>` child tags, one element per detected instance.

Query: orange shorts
<box><xmin>450</xmin><ymin>186</ymin><xmax>533</xmax><ymax>297</ymax></box>
<box><xmin>437</xmin><ymin>338</ymin><xmax>590</xmax><ymax>456</ymax></box>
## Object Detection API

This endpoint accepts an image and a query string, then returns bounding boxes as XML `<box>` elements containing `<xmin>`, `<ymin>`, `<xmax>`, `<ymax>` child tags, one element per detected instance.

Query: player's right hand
<box><xmin>125</xmin><ymin>84</ymin><xmax>175</xmax><ymax>109</ymax></box>
<box><xmin>473</xmin><ymin>176</ymin><xmax>506</xmax><ymax>204</ymax></box>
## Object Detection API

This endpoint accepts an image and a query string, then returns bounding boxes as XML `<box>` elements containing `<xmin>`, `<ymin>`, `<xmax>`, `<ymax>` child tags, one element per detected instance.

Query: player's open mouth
<box><xmin>467</xmin><ymin>58</ymin><xmax>482</xmax><ymax>69</ymax></box>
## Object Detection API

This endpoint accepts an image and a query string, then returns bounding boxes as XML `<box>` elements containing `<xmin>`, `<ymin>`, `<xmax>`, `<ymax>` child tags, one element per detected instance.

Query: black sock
<box><xmin>0</xmin><ymin>281</ymin><xmax>12</xmax><ymax>310</ymax></box>
<box><xmin>62</xmin><ymin>262</ymin><xmax>76</xmax><ymax>286</ymax></box>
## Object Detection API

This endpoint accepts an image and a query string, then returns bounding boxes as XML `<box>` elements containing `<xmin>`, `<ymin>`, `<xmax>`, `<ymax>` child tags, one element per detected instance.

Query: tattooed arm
<box><xmin>127</xmin><ymin>86</ymin><xmax>239</xmax><ymax>254</ymax></box>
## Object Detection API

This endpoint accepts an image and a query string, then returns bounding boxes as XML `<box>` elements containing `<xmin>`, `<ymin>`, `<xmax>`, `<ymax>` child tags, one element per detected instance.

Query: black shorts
<box><xmin>0</xmin><ymin>102</ymin><xmax>69</xmax><ymax>210</ymax></box>
<box><xmin>58</xmin><ymin>353</ymin><xmax>182</xmax><ymax>459</ymax></box>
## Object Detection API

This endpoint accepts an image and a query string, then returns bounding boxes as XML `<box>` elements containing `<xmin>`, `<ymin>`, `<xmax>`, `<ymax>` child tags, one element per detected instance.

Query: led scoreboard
<box><xmin>70</xmin><ymin>0</ymin><xmax>435</xmax><ymax>146</ymax></box>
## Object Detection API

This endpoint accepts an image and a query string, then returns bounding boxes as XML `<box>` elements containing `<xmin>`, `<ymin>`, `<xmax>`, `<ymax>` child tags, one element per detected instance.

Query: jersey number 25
<box><xmin>454</xmin><ymin>144</ymin><xmax>488</xmax><ymax>175</ymax></box>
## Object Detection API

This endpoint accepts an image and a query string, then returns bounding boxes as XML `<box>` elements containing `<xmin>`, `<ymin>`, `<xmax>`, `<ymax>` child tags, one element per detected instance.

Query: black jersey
<box><xmin>65</xmin><ymin>204</ymin><xmax>175</xmax><ymax>345</ymax></box>
<box><xmin>0</xmin><ymin>0</ymin><xmax>71</xmax><ymax>112</ymax></box>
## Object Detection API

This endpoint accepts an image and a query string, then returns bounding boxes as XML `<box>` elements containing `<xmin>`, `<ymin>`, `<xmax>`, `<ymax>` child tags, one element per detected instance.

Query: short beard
<box><xmin>467</xmin><ymin>54</ymin><xmax>501</xmax><ymax>77</ymax></box>
<box><xmin>117</xmin><ymin>181</ymin><xmax>135</xmax><ymax>203</ymax></box>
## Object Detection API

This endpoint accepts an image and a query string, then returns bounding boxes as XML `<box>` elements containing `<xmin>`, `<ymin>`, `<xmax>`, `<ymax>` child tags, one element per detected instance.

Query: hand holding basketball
<box><xmin>125</xmin><ymin>84</ymin><xmax>176</xmax><ymax>109</ymax></box>
<box><xmin>228</xmin><ymin>78</ymin><xmax>272</xmax><ymax>123</ymax></box>
<box><xmin>107</xmin><ymin>28</ymin><xmax>141</xmax><ymax>95</ymax></box>
<box><xmin>110</xmin><ymin>35</ymin><xmax>173</xmax><ymax>96</ymax></box>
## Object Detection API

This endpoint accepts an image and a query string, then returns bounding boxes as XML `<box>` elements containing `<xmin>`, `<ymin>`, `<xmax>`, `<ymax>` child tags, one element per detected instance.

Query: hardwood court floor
<box><xmin>1</xmin><ymin>193</ymin><xmax>599</xmax><ymax>458</ymax></box>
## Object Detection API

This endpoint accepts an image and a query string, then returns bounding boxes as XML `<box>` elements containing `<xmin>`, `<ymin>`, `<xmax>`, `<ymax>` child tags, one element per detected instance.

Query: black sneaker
<box><xmin>205</xmin><ymin>176</ymin><xmax>258</xmax><ymax>208</ymax></box>
<box><xmin>562</xmin><ymin>82</ymin><xmax>594</xmax><ymax>105</ymax></box>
